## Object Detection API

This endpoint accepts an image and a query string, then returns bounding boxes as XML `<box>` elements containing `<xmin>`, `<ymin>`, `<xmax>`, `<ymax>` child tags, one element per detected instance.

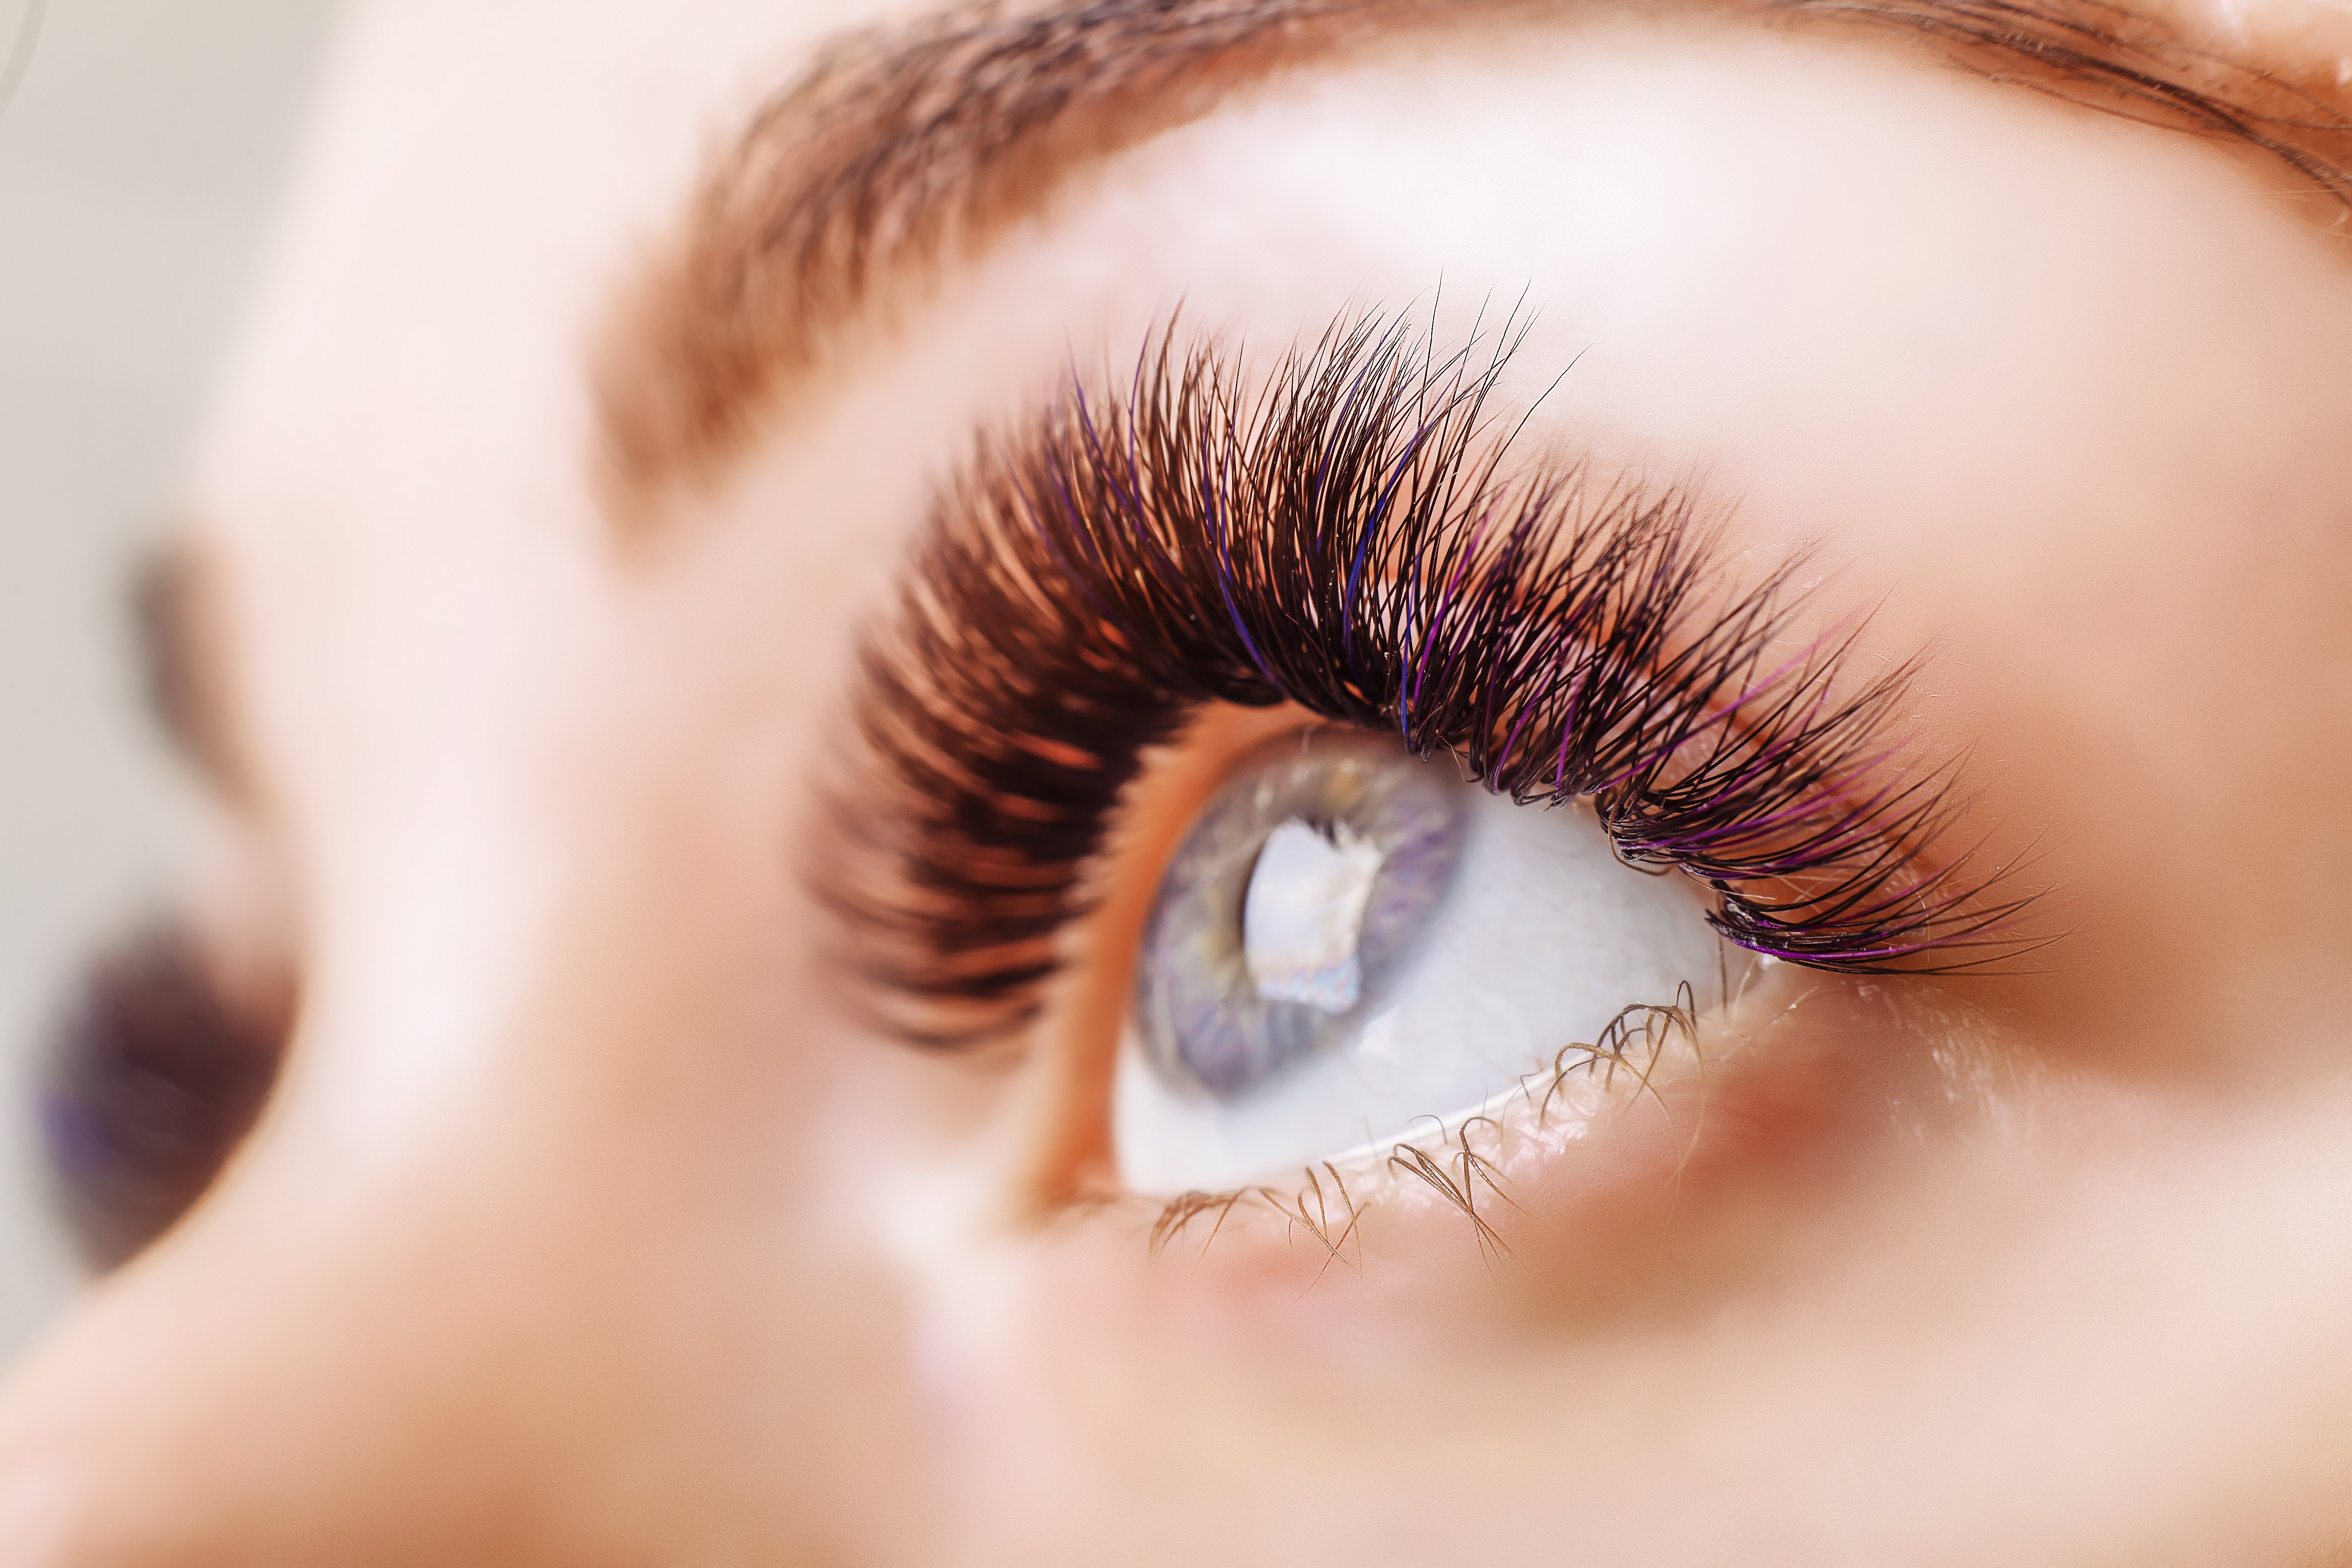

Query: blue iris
<box><xmin>1134</xmin><ymin>729</ymin><xmax>1467</xmax><ymax>1098</ymax></box>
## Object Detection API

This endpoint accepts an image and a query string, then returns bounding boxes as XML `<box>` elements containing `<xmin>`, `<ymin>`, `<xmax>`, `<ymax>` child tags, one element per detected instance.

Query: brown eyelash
<box><xmin>1134</xmin><ymin>990</ymin><xmax>1705</xmax><ymax>1275</ymax></box>
<box><xmin>812</xmin><ymin>310</ymin><xmax>2035</xmax><ymax>1051</ymax></box>
<box><xmin>40</xmin><ymin>921</ymin><xmax>290</xmax><ymax>1271</ymax></box>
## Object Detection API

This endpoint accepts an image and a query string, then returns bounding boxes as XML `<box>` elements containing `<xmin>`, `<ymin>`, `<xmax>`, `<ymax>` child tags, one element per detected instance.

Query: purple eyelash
<box><xmin>40</xmin><ymin>922</ymin><xmax>287</xmax><ymax>1270</ymax></box>
<box><xmin>822</xmin><ymin>311</ymin><xmax>2033</xmax><ymax>1047</ymax></box>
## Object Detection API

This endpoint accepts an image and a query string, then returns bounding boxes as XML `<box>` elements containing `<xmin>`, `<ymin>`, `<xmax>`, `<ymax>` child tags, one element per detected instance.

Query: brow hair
<box><xmin>131</xmin><ymin>539</ymin><xmax>252</xmax><ymax>803</ymax></box>
<box><xmin>1787</xmin><ymin>0</ymin><xmax>2352</xmax><ymax>195</ymax></box>
<box><xmin>593</xmin><ymin>0</ymin><xmax>2352</xmax><ymax>514</ymax></box>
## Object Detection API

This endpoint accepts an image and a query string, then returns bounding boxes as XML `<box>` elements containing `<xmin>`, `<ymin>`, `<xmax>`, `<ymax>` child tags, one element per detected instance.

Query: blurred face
<box><xmin>6</xmin><ymin>0</ymin><xmax>2352</xmax><ymax>1560</ymax></box>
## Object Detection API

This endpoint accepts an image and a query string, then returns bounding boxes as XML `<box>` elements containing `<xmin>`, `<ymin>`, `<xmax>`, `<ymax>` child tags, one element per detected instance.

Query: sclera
<box><xmin>1117</xmin><ymin>733</ymin><xmax>1734</xmax><ymax>1193</ymax></box>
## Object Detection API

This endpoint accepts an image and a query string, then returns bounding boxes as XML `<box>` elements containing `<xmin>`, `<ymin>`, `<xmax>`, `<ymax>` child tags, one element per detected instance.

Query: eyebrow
<box><xmin>593</xmin><ymin>0</ymin><xmax>2352</xmax><ymax>514</ymax></box>
<box><xmin>132</xmin><ymin>541</ymin><xmax>250</xmax><ymax>802</ymax></box>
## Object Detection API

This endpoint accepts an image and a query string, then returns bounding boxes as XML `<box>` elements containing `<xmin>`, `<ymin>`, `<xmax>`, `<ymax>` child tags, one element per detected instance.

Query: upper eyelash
<box><xmin>817</xmin><ymin>310</ymin><xmax>2033</xmax><ymax>1047</ymax></box>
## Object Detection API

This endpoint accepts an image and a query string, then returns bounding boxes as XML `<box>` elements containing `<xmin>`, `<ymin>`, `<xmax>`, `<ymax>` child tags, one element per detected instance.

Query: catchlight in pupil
<box><xmin>1242</xmin><ymin>820</ymin><xmax>1386</xmax><ymax>1011</ymax></box>
<box><xmin>1117</xmin><ymin>727</ymin><xmax>1733</xmax><ymax>1193</ymax></box>
<box><xmin>1132</xmin><ymin>729</ymin><xmax>1466</xmax><ymax>1098</ymax></box>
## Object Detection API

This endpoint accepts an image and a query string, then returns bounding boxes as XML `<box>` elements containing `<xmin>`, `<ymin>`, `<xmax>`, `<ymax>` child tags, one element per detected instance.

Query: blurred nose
<box><xmin>0</xmin><ymin>843</ymin><xmax>909</xmax><ymax>1564</ymax></box>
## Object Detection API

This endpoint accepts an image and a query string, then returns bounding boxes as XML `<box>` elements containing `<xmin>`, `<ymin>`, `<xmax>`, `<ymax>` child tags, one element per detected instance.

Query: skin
<box><xmin>4</xmin><ymin>1</ymin><xmax>2352</xmax><ymax>1561</ymax></box>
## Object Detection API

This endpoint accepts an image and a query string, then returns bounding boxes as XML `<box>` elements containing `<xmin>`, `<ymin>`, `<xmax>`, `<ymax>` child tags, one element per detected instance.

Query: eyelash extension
<box><xmin>40</xmin><ymin>921</ymin><xmax>288</xmax><ymax>1271</ymax></box>
<box><xmin>820</xmin><ymin>310</ymin><xmax>2031</xmax><ymax>1047</ymax></box>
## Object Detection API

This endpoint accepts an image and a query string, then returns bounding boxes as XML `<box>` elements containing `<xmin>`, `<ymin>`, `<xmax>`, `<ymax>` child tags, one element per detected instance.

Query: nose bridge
<box><xmin>0</xmin><ymin>1086</ymin><xmax>731</xmax><ymax>1564</ymax></box>
<box><xmin>0</xmin><ymin>510</ymin><xmax>919</xmax><ymax>1557</ymax></box>
<box><xmin>0</xmin><ymin>864</ymin><xmax>886</xmax><ymax>1564</ymax></box>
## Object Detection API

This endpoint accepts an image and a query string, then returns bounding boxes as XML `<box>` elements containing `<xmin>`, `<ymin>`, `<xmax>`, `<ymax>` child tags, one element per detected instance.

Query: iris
<box><xmin>1135</xmin><ymin>730</ymin><xmax>1465</xmax><ymax>1097</ymax></box>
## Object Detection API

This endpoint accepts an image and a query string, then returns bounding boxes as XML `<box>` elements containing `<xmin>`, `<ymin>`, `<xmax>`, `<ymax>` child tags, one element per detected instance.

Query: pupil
<box><xmin>1241</xmin><ymin>820</ymin><xmax>1386</xmax><ymax>1013</ymax></box>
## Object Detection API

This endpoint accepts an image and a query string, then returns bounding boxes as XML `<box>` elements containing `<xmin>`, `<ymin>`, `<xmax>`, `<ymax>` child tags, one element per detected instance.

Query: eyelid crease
<box><xmin>810</xmin><ymin>308</ymin><xmax>2037</xmax><ymax>1052</ymax></box>
<box><xmin>599</xmin><ymin>0</ymin><xmax>2352</xmax><ymax>515</ymax></box>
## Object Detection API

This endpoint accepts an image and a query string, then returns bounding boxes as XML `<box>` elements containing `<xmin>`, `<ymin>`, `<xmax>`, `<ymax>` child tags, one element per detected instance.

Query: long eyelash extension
<box><xmin>820</xmin><ymin>310</ymin><xmax>2032</xmax><ymax>1047</ymax></box>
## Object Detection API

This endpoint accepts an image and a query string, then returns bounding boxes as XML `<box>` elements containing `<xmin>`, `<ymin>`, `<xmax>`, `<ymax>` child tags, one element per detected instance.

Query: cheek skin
<box><xmin>907</xmin><ymin>999</ymin><xmax>2352</xmax><ymax>1564</ymax></box>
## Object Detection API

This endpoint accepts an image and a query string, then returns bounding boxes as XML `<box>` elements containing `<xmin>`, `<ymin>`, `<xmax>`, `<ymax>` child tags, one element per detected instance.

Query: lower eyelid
<box><xmin>1098</xmin><ymin>968</ymin><xmax>1993</xmax><ymax>1304</ymax></box>
<box><xmin>1106</xmin><ymin>982</ymin><xmax>1752</xmax><ymax>1289</ymax></box>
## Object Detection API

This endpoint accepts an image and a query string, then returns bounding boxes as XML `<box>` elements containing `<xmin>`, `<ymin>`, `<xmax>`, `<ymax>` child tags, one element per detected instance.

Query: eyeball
<box><xmin>1114</xmin><ymin>728</ymin><xmax>1732</xmax><ymax>1192</ymax></box>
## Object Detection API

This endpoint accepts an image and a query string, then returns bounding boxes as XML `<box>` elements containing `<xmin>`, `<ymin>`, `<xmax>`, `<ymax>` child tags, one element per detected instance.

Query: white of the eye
<box><xmin>1243</xmin><ymin>819</ymin><xmax>1385</xmax><ymax>1013</ymax></box>
<box><xmin>1116</xmin><ymin>788</ymin><xmax>1729</xmax><ymax>1192</ymax></box>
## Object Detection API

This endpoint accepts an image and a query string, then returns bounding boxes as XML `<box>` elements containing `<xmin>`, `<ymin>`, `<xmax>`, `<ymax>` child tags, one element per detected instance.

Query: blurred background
<box><xmin>0</xmin><ymin>0</ymin><xmax>336</xmax><ymax>1365</ymax></box>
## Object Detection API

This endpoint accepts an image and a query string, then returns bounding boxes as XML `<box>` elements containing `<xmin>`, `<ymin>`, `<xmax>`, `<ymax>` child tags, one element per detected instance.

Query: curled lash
<box><xmin>821</xmin><ymin>312</ymin><xmax>2029</xmax><ymax>1046</ymax></box>
<box><xmin>1145</xmin><ymin>992</ymin><xmax>1702</xmax><ymax>1276</ymax></box>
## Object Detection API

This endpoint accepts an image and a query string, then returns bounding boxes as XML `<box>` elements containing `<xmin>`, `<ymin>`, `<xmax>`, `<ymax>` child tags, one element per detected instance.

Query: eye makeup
<box><xmin>817</xmin><ymin>311</ymin><xmax>2031</xmax><ymax>1052</ymax></box>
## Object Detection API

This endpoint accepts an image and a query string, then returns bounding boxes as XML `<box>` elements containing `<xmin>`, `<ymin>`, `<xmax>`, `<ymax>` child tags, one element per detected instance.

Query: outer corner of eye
<box><xmin>1103</xmin><ymin>724</ymin><xmax>1739</xmax><ymax>1199</ymax></box>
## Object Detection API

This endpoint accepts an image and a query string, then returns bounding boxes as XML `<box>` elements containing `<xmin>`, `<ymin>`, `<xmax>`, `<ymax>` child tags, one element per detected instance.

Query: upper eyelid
<box><xmin>808</xmin><ymin>313</ymin><xmax>2033</xmax><ymax>1053</ymax></box>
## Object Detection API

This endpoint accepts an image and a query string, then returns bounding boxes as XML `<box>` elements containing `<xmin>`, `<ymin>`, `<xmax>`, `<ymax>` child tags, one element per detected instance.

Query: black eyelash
<box><xmin>821</xmin><ymin>310</ymin><xmax>2031</xmax><ymax>1046</ymax></box>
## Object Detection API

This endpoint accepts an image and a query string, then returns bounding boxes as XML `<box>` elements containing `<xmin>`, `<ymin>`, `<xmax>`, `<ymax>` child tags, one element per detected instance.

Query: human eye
<box><xmin>820</xmin><ymin>312</ymin><xmax>2024</xmax><ymax>1214</ymax></box>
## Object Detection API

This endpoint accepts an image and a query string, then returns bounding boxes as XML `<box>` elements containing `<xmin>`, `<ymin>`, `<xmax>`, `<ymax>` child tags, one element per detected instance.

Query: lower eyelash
<box><xmin>40</xmin><ymin>921</ymin><xmax>287</xmax><ymax>1270</ymax></box>
<box><xmin>819</xmin><ymin>307</ymin><xmax>2035</xmax><ymax>1050</ymax></box>
<box><xmin>1138</xmin><ymin>990</ymin><xmax>1709</xmax><ymax>1273</ymax></box>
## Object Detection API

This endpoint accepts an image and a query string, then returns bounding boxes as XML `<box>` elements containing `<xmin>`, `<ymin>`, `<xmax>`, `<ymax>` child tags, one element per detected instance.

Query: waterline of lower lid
<box><xmin>1295</xmin><ymin>1029</ymin><xmax>1698</xmax><ymax>1187</ymax></box>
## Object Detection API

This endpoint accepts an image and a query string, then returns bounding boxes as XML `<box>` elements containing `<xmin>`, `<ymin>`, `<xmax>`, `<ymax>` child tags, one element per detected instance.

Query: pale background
<box><xmin>0</xmin><ymin>0</ymin><xmax>337</xmax><ymax>1368</ymax></box>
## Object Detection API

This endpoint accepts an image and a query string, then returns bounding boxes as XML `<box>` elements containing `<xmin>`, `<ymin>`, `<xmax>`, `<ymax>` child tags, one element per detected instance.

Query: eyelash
<box><xmin>1143</xmin><ymin>989</ymin><xmax>1706</xmax><ymax>1272</ymax></box>
<box><xmin>40</xmin><ymin>922</ymin><xmax>288</xmax><ymax>1270</ymax></box>
<box><xmin>820</xmin><ymin>309</ymin><xmax>2032</xmax><ymax>1050</ymax></box>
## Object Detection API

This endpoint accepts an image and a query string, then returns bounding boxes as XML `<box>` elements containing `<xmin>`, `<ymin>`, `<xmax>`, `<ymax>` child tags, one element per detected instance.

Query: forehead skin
<box><xmin>1</xmin><ymin>0</ymin><xmax>2351</xmax><ymax>1562</ymax></box>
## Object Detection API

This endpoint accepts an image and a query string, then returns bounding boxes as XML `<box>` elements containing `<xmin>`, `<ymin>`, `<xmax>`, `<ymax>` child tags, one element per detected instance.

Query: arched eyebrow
<box><xmin>593</xmin><ymin>0</ymin><xmax>2352</xmax><ymax>517</ymax></box>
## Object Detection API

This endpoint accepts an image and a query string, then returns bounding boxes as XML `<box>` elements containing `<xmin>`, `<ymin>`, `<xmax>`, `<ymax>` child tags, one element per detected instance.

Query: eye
<box><xmin>1115</xmin><ymin>726</ymin><xmax>1735</xmax><ymax>1192</ymax></box>
<box><xmin>821</xmin><ymin>314</ymin><xmax>2029</xmax><ymax>1191</ymax></box>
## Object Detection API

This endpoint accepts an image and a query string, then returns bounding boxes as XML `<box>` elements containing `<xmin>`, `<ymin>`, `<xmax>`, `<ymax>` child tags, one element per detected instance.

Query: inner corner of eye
<box><xmin>1106</xmin><ymin>724</ymin><xmax>1737</xmax><ymax>1196</ymax></box>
